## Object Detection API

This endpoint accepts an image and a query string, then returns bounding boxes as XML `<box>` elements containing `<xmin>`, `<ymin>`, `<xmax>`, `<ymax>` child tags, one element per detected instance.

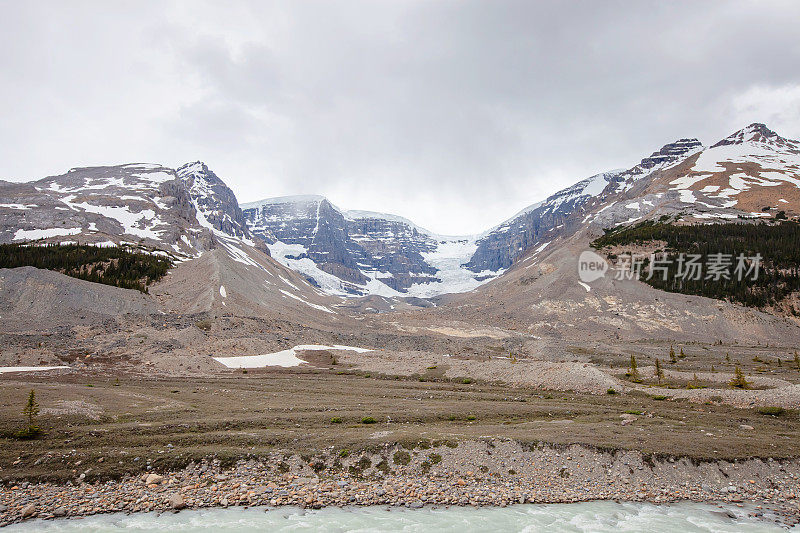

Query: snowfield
<box><xmin>213</xmin><ymin>345</ymin><xmax>372</xmax><ymax>368</ymax></box>
<box><xmin>0</xmin><ymin>366</ymin><xmax>70</xmax><ymax>373</ymax></box>
<box><xmin>13</xmin><ymin>227</ymin><xmax>82</xmax><ymax>240</ymax></box>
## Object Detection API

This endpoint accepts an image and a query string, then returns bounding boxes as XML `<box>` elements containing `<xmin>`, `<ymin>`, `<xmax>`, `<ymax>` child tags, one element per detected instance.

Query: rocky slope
<box><xmin>0</xmin><ymin>162</ymin><xmax>343</xmax><ymax>325</ymax></box>
<box><xmin>431</xmin><ymin>124</ymin><xmax>800</xmax><ymax>343</ymax></box>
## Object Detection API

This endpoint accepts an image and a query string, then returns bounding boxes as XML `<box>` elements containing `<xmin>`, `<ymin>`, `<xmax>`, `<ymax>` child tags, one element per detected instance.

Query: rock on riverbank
<box><xmin>1</xmin><ymin>439</ymin><xmax>799</xmax><ymax>527</ymax></box>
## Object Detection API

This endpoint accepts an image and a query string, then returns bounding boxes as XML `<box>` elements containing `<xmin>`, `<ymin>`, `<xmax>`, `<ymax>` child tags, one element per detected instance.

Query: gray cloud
<box><xmin>1</xmin><ymin>0</ymin><xmax>800</xmax><ymax>233</ymax></box>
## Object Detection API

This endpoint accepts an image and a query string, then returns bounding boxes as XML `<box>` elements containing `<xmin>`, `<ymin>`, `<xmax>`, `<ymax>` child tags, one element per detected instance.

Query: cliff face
<box><xmin>241</xmin><ymin>197</ymin><xmax>489</xmax><ymax>296</ymax></box>
<box><xmin>177</xmin><ymin>162</ymin><xmax>252</xmax><ymax>241</ymax></box>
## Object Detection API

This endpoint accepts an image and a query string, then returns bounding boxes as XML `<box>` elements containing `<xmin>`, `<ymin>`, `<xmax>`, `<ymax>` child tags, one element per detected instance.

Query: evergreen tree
<box><xmin>730</xmin><ymin>366</ymin><xmax>750</xmax><ymax>389</ymax></box>
<box><xmin>655</xmin><ymin>359</ymin><xmax>664</xmax><ymax>383</ymax></box>
<box><xmin>22</xmin><ymin>389</ymin><xmax>40</xmax><ymax>435</ymax></box>
<box><xmin>591</xmin><ymin>221</ymin><xmax>800</xmax><ymax>308</ymax></box>
<box><xmin>0</xmin><ymin>243</ymin><xmax>171</xmax><ymax>293</ymax></box>
<box><xmin>669</xmin><ymin>345</ymin><xmax>677</xmax><ymax>364</ymax></box>
<box><xmin>629</xmin><ymin>355</ymin><xmax>640</xmax><ymax>382</ymax></box>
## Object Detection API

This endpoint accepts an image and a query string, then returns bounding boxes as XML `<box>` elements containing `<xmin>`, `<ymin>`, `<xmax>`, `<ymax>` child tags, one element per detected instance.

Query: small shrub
<box><xmin>428</xmin><ymin>453</ymin><xmax>442</xmax><ymax>464</ymax></box>
<box><xmin>339</xmin><ymin>449</ymin><xmax>349</xmax><ymax>458</ymax></box>
<box><xmin>375</xmin><ymin>459</ymin><xmax>390</xmax><ymax>474</ymax></box>
<box><xmin>758</xmin><ymin>406</ymin><xmax>785</xmax><ymax>417</ymax></box>
<box><xmin>624</xmin><ymin>410</ymin><xmax>642</xmax><ymax>415</ymax></box>
<box><xmin>461</xmin><ymin>378</ymin><xmax>473</xmax><ymax>384</ymax></box>
<box><xmin>607</xmin><ymin>388</ymin><xmax>618</xmax><ymax>395</ymax></box>
<box><xmin>330</xmin><ymin>417</ymin><xmax>343</xmax><ymax>424</ymax></box>
<box><xmin>466</xmin><ymin>414</ymin><xmax>477</xmax><ymax>421</ymax></box>
<box><xmin>652</xmin><ymin>395</ymin><xmax>667</xmax><ymax>400</ymax></box>
<box><xmin>393</xmin><ymin>450</ymin><xmax>411</xmax><ymax>465</ymax></box>
<box><xmin>361</xmin><ymin>417</ymin><xmax>376</xmax><ymax>424</ymax></box>
<box><xmin>15</xmin><ymin>426</ymin><xmax>41</xmax><ymax>439</ymax></box>
<box><xmin>195</xmin><ymin>319</ymin><xmax>212</xmax><ymax>332</ymax></box>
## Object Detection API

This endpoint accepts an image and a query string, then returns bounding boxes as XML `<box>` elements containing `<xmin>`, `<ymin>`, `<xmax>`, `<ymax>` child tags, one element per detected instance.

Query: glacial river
<box><xmin>4</xmin><ymin>501</ymin><xmax>794</xmax><ymax>532</ymax></box>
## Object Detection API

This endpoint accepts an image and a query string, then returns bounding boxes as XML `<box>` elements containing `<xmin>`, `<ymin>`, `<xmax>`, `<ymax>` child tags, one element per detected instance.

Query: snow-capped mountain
<box><xmin>3</xmin><ymin>123</ymin><xmax>796</xmax><ymax>302</ymax></box>
<box><xmin>0</xmin><ymin>162</ymin><xmax>347</xmax><ymax>319</ymax></box>
<box><xmin>0</xmin><ymin>163</ymin><xmax>199</xmax><ymax>252</ymax></box>
<box><xmin>241</xmin><ymin>196</ymin><xmax>500</xmax><ymax>297</ymax></box>
<box><xmin>578</xmin><ymin>123</ymin><xmax>800</xmax><ymax>230</ymax></box>
<box><xmin>465</xmin><ymin>170</ymin><xmax>623</xmax><ymax>273</ymax></box>
<box><xmin>634</xmin><ymin>123</ymin><xmax>800</xmax><ymax>220</ymax></box>
<box><xmin>0</xmin><ymin>162</ymin><xmax>261</xmax><ymax>258</ymax></box>
<box><xmin>465</xmin><ymin>138</ymin><xmax>705</xmax><ymax>273</ymax></box>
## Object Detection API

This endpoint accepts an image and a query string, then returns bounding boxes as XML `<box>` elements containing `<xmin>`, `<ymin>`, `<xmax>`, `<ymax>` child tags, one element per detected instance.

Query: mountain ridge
<box><xmin>1</xmin><ymin>122</ymin><xmax>797</xmax><ymax>301</ymax></box>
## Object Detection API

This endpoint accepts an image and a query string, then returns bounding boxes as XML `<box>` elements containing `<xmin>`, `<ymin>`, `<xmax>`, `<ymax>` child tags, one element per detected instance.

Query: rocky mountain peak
<box><xmin>636</xmin><ymin>138</ymin><xmax>703</xmax><ymax>170</ymax></box>
<box><xmin>711</xmin><ymin>123</ymin><xmax>782</xmax><ymax>148</ymax></box>
<box><xmin>176</xmin><ymin>162</ymin><xmax>251</xmax><ymax>239</ymax></box>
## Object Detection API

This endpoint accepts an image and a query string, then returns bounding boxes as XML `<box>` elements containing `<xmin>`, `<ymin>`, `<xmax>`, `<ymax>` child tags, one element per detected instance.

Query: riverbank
<box><xmin>2</xmin><ymin>440</ymin><xmax>799</xmax><ymax>527</ymax></box>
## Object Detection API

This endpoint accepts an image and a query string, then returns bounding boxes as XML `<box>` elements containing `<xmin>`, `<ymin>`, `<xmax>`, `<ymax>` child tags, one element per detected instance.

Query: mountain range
<box><xmin>0</xmin><ymin>123</ymin><xmax>797</xmax><ymax>313</ymax></box>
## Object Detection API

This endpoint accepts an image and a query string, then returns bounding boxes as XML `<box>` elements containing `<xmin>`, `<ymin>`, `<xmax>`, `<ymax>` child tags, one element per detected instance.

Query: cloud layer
<box><xmin>2</xmin><ymin>0</ymin><xmax>799</xmax><ymax>234</ymax></box>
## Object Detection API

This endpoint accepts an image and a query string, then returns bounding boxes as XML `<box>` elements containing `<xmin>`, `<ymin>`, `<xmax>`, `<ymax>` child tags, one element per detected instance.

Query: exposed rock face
<box><xmin>634</xmin><ymin>138</ymin><xmax>704</xmax><ymax>171</ymax></box>
<box><xmin>241</xmin><ymin>197</ymin><xmax>486</xmax><ymax>296</ymax></box>
<box><xmin>710</xmin><ymin>122</ymin><xmax>789</xmax><ymax>148</ymax></box>
<box><xmin>242</xmin><ymin>196</ymin><xmax>363</xmax><ymax>283</ymax></box>
<box><xmin>176</xmin><ymin>162</ymin><xmax>252</xmax><ymax>240</ymax></box>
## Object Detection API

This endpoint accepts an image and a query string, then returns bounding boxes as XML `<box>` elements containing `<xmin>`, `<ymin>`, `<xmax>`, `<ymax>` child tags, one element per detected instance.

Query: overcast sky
<box><xmin>2</xmin><ymin>1</ymin><xmax>800</xmax><ymax>234</ymax></box>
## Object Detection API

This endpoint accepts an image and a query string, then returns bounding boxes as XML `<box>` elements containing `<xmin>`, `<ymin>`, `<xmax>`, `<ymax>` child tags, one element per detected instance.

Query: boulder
<box><xmin>145</xmin><ymin>473</ymin><xmax>164</xmax><ymax>485</ymax></box>
<box><xmin>167</xmin><ymin>494</ymin><xmax>185</xmax><ymax>510</ymax></box>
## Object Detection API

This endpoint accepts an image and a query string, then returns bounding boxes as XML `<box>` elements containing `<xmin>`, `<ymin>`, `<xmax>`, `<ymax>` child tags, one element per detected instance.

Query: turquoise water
<box><xmin>5</xmin><ymin>502</ymin><xmax>792</xmax><ymax>532</ymax></box>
